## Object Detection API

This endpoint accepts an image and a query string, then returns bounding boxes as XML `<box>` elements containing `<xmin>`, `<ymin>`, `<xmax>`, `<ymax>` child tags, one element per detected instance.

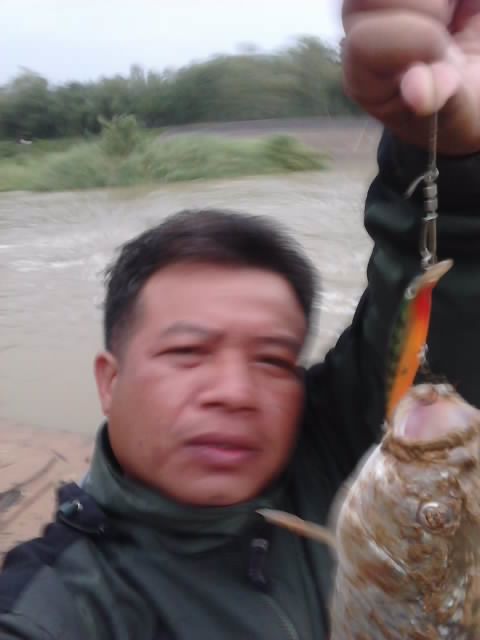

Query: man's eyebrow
<box><xmin>159</xmin><ymin>322</ymin><xmax>217</xmax><ymax>339</ymax></box>
<box><xmin>158</xmin><ymin>324</ymin><xmax>302</xmax><ymax>353</ymax></box>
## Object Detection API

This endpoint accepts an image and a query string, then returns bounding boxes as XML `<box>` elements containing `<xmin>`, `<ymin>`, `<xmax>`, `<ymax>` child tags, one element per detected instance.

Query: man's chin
<box><xmin>171</xmin><ymin>476</ymin><xmax>263</xmax><ymax>508</ymax></box>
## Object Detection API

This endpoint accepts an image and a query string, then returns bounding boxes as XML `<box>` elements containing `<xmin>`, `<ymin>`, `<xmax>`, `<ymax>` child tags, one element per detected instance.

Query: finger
<box><xmin>342</xmin><ymin>63</ymin><xmax>399</xmax><ymax>105</ymax></box>
<box><xmin>343</xmin><ymin>12</ymin><xmax>452</xmax><ymax>96</ymax></box>
<box><xmin>400</xmin><ymin>60</ymin><xmax>462</xmax><ymax>114</ymax></box>
<box><xmin>343</xmin><ymin>0</ymin><xmax>458</xmax><ymax>31</ymax></box>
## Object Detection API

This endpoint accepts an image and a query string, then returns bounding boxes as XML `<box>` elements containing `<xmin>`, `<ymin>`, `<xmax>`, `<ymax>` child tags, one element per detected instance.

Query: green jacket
<box><xmin>1</xmin><ymin>131</ymin><xmax>479</xmax><ymax>640</ymax></box>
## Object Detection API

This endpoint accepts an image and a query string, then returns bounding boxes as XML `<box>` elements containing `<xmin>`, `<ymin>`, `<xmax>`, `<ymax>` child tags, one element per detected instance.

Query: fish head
<box><xmin>384</xmin><ymin>384</ymin><xmax>480</xmax><ymax>549</ymax></box>
<box><xmin>334</xmin><ymin>384</ymin><xmax>480</xmax><ymax>631</ymax></box>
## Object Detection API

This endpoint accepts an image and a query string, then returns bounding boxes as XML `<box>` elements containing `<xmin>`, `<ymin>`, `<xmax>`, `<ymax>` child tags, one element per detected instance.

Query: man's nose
<box><xmin>200</xmin><ymin>351</ymin><xmax>257</xmax><ymax>411</ymax></box>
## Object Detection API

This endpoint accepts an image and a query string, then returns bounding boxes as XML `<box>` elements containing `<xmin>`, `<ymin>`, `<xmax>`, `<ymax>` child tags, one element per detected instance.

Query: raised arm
<box><xmin>303</xmin><ymin>0</ymin><xmax>480</xmax><ymax>482</ymax></box>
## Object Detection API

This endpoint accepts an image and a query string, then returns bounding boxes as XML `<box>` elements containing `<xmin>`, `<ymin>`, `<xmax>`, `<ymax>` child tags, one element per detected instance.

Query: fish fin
<box><xmin>256</xmin><ymin>509</ymin><xmax>337</xmax><ymax>552</ymax></box>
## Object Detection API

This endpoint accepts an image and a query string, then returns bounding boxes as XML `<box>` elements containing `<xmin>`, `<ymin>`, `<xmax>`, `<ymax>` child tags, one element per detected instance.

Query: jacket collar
<box><xmin>85</xmin><ymin>424</ymin><xmax>286</xmax><ymax>553</ymax></box>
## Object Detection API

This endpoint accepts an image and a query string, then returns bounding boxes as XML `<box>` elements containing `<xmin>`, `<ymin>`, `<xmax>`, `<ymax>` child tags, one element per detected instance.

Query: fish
<box><xmin>261</xmin><ymin>383</ymin><xmax>480</xmax><ymax>638</ymax></box>
<box><xmin>329</xmin><ymin>382</ymin><xmax>480</xmax><ymax>639</ymax></box>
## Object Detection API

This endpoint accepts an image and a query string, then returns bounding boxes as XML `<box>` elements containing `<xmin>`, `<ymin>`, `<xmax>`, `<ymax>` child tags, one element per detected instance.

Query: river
<box><xmin>0</xmin><ymin>165</ymin><xmax>376</xmax><ymax>434</ymax></box>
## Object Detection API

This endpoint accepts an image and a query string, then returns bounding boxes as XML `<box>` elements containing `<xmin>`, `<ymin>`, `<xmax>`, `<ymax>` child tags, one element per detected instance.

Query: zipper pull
<box><xmin>247</xmin><ymin>519</ymin><xmax>272</xmax><ymax>591</ymax></box>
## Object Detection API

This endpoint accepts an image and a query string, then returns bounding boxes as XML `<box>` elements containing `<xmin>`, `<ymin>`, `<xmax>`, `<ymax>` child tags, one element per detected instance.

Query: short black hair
<box><xmin>103</xmin><ymin>209</ymin><xmax>318</xmax><ymax>354</ymax></box>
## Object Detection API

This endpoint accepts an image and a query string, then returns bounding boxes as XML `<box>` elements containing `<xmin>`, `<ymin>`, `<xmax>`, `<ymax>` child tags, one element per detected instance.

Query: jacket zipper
<box><xmin>262</xmin><ymin>593</ymin><xmax>300</xmax><ymax>640</ymax></box>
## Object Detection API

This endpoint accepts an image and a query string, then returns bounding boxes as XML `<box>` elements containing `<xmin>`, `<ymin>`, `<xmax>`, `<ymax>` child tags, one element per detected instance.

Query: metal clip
<box><xmin>404</xmin><ymin>113</ymin><xmax>439</xmax><ymax>270</ymax></box>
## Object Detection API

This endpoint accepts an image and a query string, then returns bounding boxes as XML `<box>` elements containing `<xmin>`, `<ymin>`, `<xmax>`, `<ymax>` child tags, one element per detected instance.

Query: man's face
<box><xmin>94</xmin><ymin>263</ymin><xmax>306</xmax><ymax>506</ymax></box>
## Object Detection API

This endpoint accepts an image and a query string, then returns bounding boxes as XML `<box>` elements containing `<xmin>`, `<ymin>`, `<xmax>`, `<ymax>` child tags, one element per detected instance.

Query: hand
<box><xmin>342</xmin><ymin>0</ymin><xmax>480</xmax><ymax>154</ymax></box>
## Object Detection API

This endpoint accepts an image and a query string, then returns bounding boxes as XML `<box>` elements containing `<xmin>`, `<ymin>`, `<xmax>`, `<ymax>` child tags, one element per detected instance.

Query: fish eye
<box><xmin>416</xmin><ymin>501</ymin><xmax>456</xmax><ymax>532</ymax></box>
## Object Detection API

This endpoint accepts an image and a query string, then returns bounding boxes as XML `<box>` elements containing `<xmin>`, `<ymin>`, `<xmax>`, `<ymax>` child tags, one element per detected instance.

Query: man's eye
<box><xmin>165</xmin><ymin>346</ymin><xmax>205</xmax><ymax>357</ymax></box>
<box><xmin>257</xmin><ymin>356</ymin><xmax>295</xmax><ymax>372</ymax></box>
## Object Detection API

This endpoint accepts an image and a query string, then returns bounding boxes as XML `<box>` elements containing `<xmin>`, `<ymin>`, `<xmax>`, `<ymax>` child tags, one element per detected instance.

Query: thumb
<box><xmin>399</xmin><ymin>47</ymin><xmax>464</xmax><ymax>114</ymax></box>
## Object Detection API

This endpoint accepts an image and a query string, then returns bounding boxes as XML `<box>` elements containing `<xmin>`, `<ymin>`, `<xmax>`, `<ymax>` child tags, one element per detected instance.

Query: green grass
<box><xmin>0</xmin><ymin>133</ymin><xmax>328</xmax><ymax>192</ymax></box>
<box><xmin>0</xmin><ymin>136</ymin><xmax>81</xmax><ymax>160</ymax></box>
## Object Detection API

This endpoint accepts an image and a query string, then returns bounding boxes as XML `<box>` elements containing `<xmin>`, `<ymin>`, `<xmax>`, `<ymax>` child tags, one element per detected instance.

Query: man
<box><xmin>1</xmin><ymin>1</ymin><xmax>479</xmax><ymax>638</ymax></box>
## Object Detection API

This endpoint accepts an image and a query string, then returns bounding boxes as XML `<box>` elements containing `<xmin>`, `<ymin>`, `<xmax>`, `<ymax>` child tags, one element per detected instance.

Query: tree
<box><xmin>0</xmin><ymin>37</ymin><xmax>358</xmax><ymax>140</ymax></box>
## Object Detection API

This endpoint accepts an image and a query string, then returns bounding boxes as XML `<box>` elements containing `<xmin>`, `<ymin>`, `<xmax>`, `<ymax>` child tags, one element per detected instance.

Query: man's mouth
<box><xmin>184</xmin><ymin>433</ymin><xmax>258</xmax><ymax>468</ymax></box>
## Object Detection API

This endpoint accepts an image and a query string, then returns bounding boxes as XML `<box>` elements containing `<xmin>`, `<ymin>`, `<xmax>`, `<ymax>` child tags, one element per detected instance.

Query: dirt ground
<box><xmin>0</xmin><ymin>423</ymin><xmax>93</xmax><ymax>560</ymax></box>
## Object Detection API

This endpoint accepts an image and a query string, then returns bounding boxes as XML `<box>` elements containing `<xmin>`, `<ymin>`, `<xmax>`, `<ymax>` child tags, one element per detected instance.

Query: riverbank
<box><xmin>0</xmin><ymin>116</ymin><xmax>382</xmax><ymax>193</ymax></box>
<box><xmin>0</xmin><ymin>422</ymin><xmax>93</xmax><ymax>559</ymax></box>
<box><xmin>0</xmin><ymin>130</ymin><xmax>327</xmax><ymax>193</ymax></box>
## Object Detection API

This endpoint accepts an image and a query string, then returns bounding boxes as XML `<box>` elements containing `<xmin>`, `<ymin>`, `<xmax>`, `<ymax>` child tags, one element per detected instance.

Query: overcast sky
<box><xmin>1</xmin><ymin>0</ymin><xmax>344</xmax><ymax>85</ymax></box>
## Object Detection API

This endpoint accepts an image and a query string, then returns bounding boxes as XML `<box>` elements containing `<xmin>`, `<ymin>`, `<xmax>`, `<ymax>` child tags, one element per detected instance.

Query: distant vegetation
<box><xmin>0</xmin><ymin>115</ymin><xmax>328</xmax><ymax>192</ymax></box>
<box><xmin>0</xmin><ymin>37</ymin><xmax>357</xmax><ymax>141</ymax></box>
<box><xmin>0</xmin><ymin>37</ymin><xmax>357</xmax><ymax>191</ymax></box>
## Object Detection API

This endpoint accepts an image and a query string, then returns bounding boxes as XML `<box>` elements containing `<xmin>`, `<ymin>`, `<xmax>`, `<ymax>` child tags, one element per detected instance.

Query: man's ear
<box><xmin>94</xmin><ymin>351</ymin><xmax>119</xmax><ymax>417</ymax></box>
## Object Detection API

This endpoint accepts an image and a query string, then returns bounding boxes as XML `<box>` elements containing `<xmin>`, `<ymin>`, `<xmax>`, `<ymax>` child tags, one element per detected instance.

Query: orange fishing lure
<box><xmin>385</xmin><ymin>259</ymin><xmax>453</xmax><ymax>422</ymax></box>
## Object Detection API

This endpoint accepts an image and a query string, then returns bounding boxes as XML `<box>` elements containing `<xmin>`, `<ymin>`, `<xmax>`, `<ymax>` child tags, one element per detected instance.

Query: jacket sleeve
<box><xmin>303</xmin><ymin>128</ymin><xmax>480</xmax><ymax>484</ymax></box>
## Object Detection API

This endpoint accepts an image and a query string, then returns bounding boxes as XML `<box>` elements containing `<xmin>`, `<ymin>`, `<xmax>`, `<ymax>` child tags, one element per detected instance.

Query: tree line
<box><xmin>0</xmin><ymin>37</ymin><xmax>359</xmax><ymax>140</ymax></box>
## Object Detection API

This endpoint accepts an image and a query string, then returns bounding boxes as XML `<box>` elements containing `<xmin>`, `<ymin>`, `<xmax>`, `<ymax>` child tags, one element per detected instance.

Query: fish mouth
<box><xmin>390</xmin><ymin>383</ymin><xmax>480</xmax><ymax>444</ymax></box>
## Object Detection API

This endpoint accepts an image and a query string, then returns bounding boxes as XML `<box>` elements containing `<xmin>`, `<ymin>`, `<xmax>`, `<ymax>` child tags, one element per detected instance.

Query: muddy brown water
<box><xmin>1</xmin><ymin>166</ymin><xmax>378</xmax><ymax>434</ymax></box>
